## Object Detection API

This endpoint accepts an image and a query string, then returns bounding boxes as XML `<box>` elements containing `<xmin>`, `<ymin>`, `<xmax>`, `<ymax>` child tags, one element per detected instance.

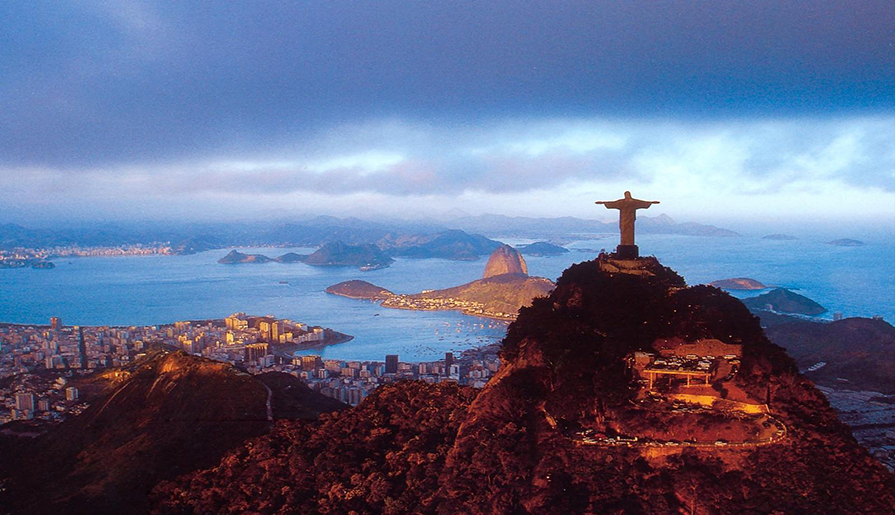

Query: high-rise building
<box><xmin>11</xmin><ymin>409</ymin><xmax>33</xmax><ymax>421</ymax></box>
<box><xmin>301</xmin><ymin>355</ymin><xmax>322</xmax><ymax>370</ymax></box>
<box><xmin>258</xmin><ymin>320</ymin><xmax>273</xmax><ymax>342</ymax></box>
<box><xmin>50</xmin><ymin>317</ymin><xmax>62</xmax><ymax>330</ymax></box>
<box><xmin>226</xmin><ymin>313</ymin><xmax>249</xmax><ymax>331</ymax></box>
<box><xmin>15</xmin><ymin>392</ymin><xmax>35</xmax><ymax>412</ymax></box>
<box><xmin>244</xmin><ymin>343</ymin><xmax>270</xmax><ymax>364</ymax></box>
<box><xmin>65</xmin><ymin>387</ymin><xmax>79</xmax><ymax>401</ymax></box>
<box><xmin>306</xmin><ymin>356</ymin><xmax>320</xmax><ymax>369</ymax></box>
<box><xmin>77</xmin><ymin>326</ymin><xmax>88</xmax><ymax>369</ymax></box>
<box><xmin>271</xmin><ymin>321</ymin><xmax>283</xmax><ymax>343</ymax></box>
<box><xmin>444</xmin><ymin>352</ymin><xmax>454</xmax><ymax>372</ymax></box>
<box><xmin>385</xmin><ymin>354</ymin><xmax>399</xmax><ymax>374</ymax></box>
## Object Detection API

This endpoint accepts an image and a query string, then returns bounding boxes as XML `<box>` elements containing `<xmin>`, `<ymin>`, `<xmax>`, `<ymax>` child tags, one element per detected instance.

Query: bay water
<box><xmin>1</xmin><ymin>234</ymin><xmax>891</xmax><ymax>361</ymax></box>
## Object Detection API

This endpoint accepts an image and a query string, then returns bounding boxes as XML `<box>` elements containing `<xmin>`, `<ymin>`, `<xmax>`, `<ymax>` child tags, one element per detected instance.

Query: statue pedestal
<box><xmin>614</xmin><ymin>245</ymin><xmax>639</xmax><ymax>259</ymax></box>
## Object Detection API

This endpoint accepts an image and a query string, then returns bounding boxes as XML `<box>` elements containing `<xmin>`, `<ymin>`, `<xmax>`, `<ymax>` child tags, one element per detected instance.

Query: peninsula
<box><xmin>326</xmin><ymin>245</ymin><xmax>554</xmax><ymax>320</ymax></box>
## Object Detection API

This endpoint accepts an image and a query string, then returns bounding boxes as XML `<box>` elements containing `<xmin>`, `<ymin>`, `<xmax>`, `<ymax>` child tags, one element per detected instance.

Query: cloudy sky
<box><xmin>1</xmin><ymin>1</ymin><xmax>893</xmax><ymax>228</ymax></box>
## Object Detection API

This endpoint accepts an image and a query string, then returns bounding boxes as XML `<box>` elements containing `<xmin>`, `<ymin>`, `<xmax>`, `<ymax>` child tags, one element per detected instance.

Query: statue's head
<box><xmin>624</xmin><ymin>191</ymin><xmax>632</xmax><ymax>199</ymax></box>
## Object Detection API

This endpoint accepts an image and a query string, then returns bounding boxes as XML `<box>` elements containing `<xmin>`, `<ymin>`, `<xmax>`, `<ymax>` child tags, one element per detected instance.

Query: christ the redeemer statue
<box><xmin>595</xmin><ymin>191</ymin><xmax>659</xmax><ymax>259</ymax></box>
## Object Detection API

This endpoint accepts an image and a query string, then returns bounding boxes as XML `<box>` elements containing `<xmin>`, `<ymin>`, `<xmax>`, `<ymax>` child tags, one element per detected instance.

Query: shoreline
<box><xmin>277</xmin><ymin>331</ymin><xmax>354</xmax><ymax>357</ymax></box>
<box><xmin>0</xmin><ymin>321</ymin><xmax>355</xmax><ymax>345</ymax></box>
<box><xmin>327</xmin><ymin>291</ymin><xmax>517</xmax><ymax>321</ymax></box>
<box><xmin>381</xmin><ymin>303</ymin><xmax>517</xmax><ymax>322</ymax></box>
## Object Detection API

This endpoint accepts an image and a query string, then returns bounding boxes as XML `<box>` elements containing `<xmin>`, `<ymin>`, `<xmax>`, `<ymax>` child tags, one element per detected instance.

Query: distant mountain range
<box><xmin>379</xmin><ymin>229</ymin><xmax>501</xmax><ymax>261</ymax></box>
<box><xmin>0</xmin><ymin>214</ymin><xmax>738</xmax><ymax>254</ymax></box>
<box><xmin>217</xmin><ymin>232</ymin><xmax>499</xmax><ymax>268</ymax></box>
<box><xmin>445</xmin><ymin>213</ymin><xmax>740</xmax><ymax>240</ymax></box>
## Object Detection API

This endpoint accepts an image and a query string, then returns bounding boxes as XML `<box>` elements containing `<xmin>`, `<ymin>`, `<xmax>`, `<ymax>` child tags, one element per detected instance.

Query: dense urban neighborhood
<box><xmin>0</xmin><ymin>315</ymin><xmax>501</xmax><ymax>427</ymax></box>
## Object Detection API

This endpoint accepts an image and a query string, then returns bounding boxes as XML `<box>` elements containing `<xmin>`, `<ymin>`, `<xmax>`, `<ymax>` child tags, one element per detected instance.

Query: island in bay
<box><xmin>762</xmin><ymin>233</ymin><xmax>798</xmax><ymax>240</ymax></box>
<box><xmin>709</xmin><ymin>277</ymin><xmax>767</xmax><ymax>290</ymax></box>
<box><xmin>515</xmin><ymin>241</ymin><xmax>569</xmax><ymax>256</ymax></box>
<box><xmin>326</xmin><ymin>244</ymin><xmax>555</xmax><ymax>320</ymax></box>
<box><xmin>742</xmin><ymin>288</ymin><xmax>827</xmax><ymax>316</ymax></box>
<box><xmin>218</xmin><ymin>241</ymin><xmax>394</xmax><ymax>271</ymax></box>
<box><xmin>827</xmin><ymin>238</ymin><xmax>865</xmax><ymax>247</ymax></box>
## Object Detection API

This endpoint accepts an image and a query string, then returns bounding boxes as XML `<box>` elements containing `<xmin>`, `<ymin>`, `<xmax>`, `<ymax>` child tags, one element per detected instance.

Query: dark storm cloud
<box><xmin>1</xmin><ymin>0</ymin><xmax>892</xmax><ymax>168</ymax></box>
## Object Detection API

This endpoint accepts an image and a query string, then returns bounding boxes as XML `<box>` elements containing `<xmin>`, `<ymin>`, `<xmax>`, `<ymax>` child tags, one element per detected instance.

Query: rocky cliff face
<box><xmin>483</xmin><ymin>244</ymin><xmax>528</xmax><ymax>278</ymax></box>
<box><xmin>152</xmin><ymin>256</ymin><xmax>895</xmax><ymax>514</ymax></box>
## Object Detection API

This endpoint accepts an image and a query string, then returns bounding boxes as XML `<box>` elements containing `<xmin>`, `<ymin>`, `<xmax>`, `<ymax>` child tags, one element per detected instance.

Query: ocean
<box><xmin>1</xmin><ymin>234</ymin><xmax>892</xmax><ymax>361</ymax></box>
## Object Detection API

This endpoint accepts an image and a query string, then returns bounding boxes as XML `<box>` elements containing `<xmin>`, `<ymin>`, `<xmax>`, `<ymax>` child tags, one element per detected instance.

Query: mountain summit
<box><xmin>483</xmin><ymin>244</ymin><xmax>528</xmax><ymax>278</ymax></box>
<box><xmin>156</xmin><ymin>255</ymin><xmax>895</xmax><ymax>514</ymax></box>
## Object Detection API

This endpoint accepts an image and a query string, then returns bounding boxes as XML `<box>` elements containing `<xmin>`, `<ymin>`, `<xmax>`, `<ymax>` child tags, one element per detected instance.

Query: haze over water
<box><xmin>2</xmin><ymin>234</ymin><xmax>891</xmax><ymax>362</ymax></box>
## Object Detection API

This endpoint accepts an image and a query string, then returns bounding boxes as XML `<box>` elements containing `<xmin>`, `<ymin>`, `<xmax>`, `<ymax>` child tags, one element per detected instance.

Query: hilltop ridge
<box><xmin>0</xmin><ymin>350</ymin><xmax>344</xmax><ymax>515</ymax></box>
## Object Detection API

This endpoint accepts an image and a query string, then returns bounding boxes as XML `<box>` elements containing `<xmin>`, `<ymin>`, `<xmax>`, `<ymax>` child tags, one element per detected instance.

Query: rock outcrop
<box><xmin>483</xmin><ymin>244</ymin><xmax>528</xmax><ymax>278</ymax></box>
